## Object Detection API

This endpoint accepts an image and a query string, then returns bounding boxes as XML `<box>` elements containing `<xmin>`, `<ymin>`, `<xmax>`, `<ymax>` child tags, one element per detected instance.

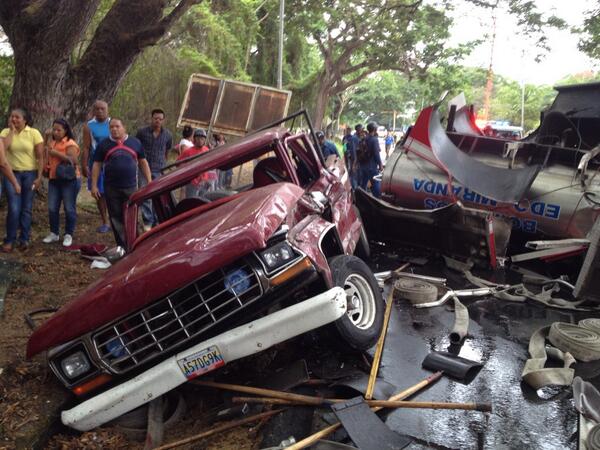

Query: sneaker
<box><xmin>63</xmin><ymin>234</ymin><xmax>73</xmax><ymax>247</ymax></box>
<box><xmin>143</xmin><ymin>224</ymin><xmax>152</xmax><ymax>232</ymax></box>
<box><xmin>42</xmin><ymin>233</ymin><xmax>60</xmax><ymax>244</ymax></box>
<box><xmin>97</xmin><ymin>224</ymin><xmax>111</xmax><ymax>233</ymax></box>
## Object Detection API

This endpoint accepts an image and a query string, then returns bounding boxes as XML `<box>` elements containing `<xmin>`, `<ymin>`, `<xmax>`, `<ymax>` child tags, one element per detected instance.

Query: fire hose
<box><xmin>522</xmin><ymin>320</ymin><xmax>600</xmax><ymax>390</ymax></box>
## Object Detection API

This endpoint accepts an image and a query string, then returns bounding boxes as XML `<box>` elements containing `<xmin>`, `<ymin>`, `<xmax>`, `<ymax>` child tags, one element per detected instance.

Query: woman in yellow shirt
<box><xmin>0</xmin><ymin>108</ymin><xmax>44</xmax><ymax>252</ymax></box>
<box><xmin>42</xmin><ymin>119</ymin><xmax>81</xmax><ymax>247</ymax></box>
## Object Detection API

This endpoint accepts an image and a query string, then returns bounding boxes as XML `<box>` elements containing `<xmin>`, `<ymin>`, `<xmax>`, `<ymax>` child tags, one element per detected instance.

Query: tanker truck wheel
<box><xmin>329</xmin><ymin>255</ymin><xmax>384</xmax><ymax>350</ymax></box>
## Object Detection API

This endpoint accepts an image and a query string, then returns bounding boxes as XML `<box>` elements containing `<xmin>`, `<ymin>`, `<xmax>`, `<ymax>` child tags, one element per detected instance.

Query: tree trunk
<box><xmin>0</xmin><ymin>0</ymin><xmax>199</xmax><ymax>133</ymax></box>
<box><xmin>312</xmin><ymin>72</ymin><xmax>333</xmax><ymax>131</ymax></box>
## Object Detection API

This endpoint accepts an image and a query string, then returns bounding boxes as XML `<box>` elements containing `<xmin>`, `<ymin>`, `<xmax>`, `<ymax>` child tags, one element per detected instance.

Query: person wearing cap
<box><xmin>177</xmin><ymin>128</ymin><xmax>217</xmax><ymax>198</ymax></box>
<box><xmin>316</xmin><ymin>131</ymin><xmax>338</xmax><ymax>160</ymax></box>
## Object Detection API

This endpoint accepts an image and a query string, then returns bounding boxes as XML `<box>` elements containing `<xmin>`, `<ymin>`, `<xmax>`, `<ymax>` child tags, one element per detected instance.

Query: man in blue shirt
<box><xmin>358</xmin><ymin>122</ymin><xmax>383</xmax><ymax>198</ymax></box>
<box><xmin>136</xmin><ymin>108</ymin><xmax>173</xmax><ymax>230</ymax></box>
<box><xmin>92</xmin><ymin>118</ymin><xmax>152</xmax><ymax>249</ymax></box>
<box><xmin>346</xmin><ymin>125</ymin><xmax>364</xmax><ymax>189</ymax></box>
<box><xmin>82</xmin><ymin>100</ymin><xmax>111</xmax><ymax>233</ymax></box>
<box><xmin>316</xmin><ymin>131</ymin><xmax>338</xmax><ymax>160</ymax></box>
<box><xmin>384</xmin><ymin>131</ymin><xmax>395</xmax><ymax>160</ymax></box>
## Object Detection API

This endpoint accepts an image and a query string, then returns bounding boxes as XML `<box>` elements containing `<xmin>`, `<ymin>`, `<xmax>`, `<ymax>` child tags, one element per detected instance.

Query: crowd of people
<box><xmin>339</xmin><ymin>122</ymin><xmax>385</xmax><ymax>197</ymax></box>
<box><xmin>0</xmin><ymin>101</ymin><xmax>228</xmax><ymax>253</ymax></box>
<box><xmin>0</xmin><ymin>101</ymin><xmax>391</xmax><ymax>252</ymax></box>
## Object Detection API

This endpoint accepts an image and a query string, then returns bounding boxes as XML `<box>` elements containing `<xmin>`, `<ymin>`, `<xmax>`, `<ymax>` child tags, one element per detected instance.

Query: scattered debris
<box><xmin>393</xmin><ymin>278</ymin><xmax>438</xmax><ymax>305</ymax></box>
<box><xmin>331</xmin><ymin>396</ymin><xmax>412</xmax><ymax>450</ymax></box>
<box><xmin>449</xmin><ymin>297</ymin><xmax>469</xmax><ymax>345</ymax></box>
<box><xmin>366</xmin><ymin>288</ymin><xmax>395</xmax><ymax>400</ymax></box>
<box><xmin>522</xmin><ymin>320</ymin><xmax>600</xmax><ymax>389</ymax></box>
<box><xmin>285</xmin><ymin>372</ymin><xmax>443</xmax><ymax>450</ymax></box>
<box><xmin>155</xmin><ymin>409</ymin><xmax>284</xmax><ymax>450</ymax></box>
<box><xmin>24</xmin><ymin>307</ymin><xmax>58</xmax><ymax>331</ymax></box>
<box><xmin>355</xmin><ymin>188</ymin><xmax>511</xmax><ymax>269</ymax></box>
<box><xmin>575</xmin><ymin>217</ymin><xmax>600</xmax><ymax>304</ymax></box>
<box><xmin>422</xmin><ymin>352</ymin><xmax>483</xmax><ymax>380</ymax></box>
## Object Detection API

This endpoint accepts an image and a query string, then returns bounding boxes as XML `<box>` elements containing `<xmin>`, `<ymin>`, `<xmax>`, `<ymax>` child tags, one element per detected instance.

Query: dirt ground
<box><xmin>0</xmin><ymin>189</ymin><xmax>262</xmax><ymax>449</ymax></box>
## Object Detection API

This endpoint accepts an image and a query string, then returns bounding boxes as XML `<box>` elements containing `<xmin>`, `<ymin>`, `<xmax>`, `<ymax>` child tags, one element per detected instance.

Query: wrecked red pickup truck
<box><xmin>26</xmin><ymin>121</ymin><xmax>383</xmax><ymax>431</ymax></box>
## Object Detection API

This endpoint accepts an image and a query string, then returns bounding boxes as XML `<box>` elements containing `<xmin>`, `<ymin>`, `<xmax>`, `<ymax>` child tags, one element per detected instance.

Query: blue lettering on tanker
<box><xmin>414</xmin><ymin>177</ymin><xmax>563</xmax><ymax>233</ymax></box>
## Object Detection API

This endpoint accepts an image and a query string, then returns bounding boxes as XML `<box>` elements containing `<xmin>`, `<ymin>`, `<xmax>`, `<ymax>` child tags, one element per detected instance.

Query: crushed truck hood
<box><xmin>27</xmin><ymin>183</ymin><xmax>304</xmax><ymax>358</ymax></box>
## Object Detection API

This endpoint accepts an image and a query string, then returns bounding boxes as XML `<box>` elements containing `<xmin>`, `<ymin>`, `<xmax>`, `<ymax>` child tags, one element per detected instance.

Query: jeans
<box><xmin>139</xmin><ymin>170</ymin><xmax>161</xmax><ymax>226</ymax></box>
<box><xmin>3</xmin><ymin>170</ymin><xmax>37</xmax><ymax>244</ymax></box>
<box><xmin>48</xmin><ymin>178</ymin><xmax>81</xmax><ymax>235</ymax></box>
<box><xmin>105</xmin><ymin>184</ymin><xmax>136</xmax><ymax>248</ymax></box>
<box><xmin>358</xmin><ymin>166</ymin><xmax>381</xmax><ymax>198</ymax></box>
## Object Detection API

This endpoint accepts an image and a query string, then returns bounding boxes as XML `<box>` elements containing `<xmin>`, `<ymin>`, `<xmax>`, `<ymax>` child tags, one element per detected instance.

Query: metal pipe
<box><xmin>414</xmin><ymin>287</ymin><xmax>495</xmax><ymax>309</ymax></box>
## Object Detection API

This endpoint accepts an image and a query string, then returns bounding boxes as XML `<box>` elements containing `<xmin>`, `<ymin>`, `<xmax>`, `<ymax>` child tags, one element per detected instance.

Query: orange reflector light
<box><xmin>270</xmin><ymin>257</ymin><xmax>313</xmax><ymax>286</ymax></box>
<box><xmin>72</xmin><ymin>373</ymin><xmax>112</xmax><ymax>396</ymax></box>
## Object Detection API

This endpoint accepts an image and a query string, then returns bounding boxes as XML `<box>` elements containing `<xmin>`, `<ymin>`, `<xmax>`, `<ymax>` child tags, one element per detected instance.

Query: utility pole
<box><xmin>277</xmin><ymin>0</ymin><xmax>285</xmax><ymax>89</ymax></box>
<box><xmin>520</xmin><ymin>49</ymin><xmax>526</xmax><ymax>130</ymax></box>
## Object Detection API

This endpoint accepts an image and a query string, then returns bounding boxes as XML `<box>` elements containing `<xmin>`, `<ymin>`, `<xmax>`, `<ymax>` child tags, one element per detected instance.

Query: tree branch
<box><xmin>66</xmin><ymin>0</ymin><xmax>201</xmax><ymax>123</ymax></box>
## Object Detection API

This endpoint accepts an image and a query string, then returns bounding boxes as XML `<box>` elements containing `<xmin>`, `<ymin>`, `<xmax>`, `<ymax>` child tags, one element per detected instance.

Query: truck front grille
<box><xmin>93</xmin><ymin>260</ymin><xmax>262</xmax><ymax>373</ymax></box>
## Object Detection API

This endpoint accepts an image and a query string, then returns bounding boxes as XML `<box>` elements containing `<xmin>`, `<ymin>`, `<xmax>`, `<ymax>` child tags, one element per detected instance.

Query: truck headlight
<box><xmin>258</xmin><ymin>241</ymin><xmax>299</xmax><ymax>273</ymax></box>
<box><xmin>60</xmin><ymin>351</ymin><xmax>92</xmax><ymax>379</ymax></box>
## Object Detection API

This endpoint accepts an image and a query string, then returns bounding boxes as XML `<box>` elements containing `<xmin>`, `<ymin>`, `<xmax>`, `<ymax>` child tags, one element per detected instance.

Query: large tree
<box><xmin>287</xmin><ymin>0</ymin><xmax>457</xmax><ymax>129</ymax></box>
<box><xmin>0</xmin><ymin>0</ymin><xmax>200</xmax><ymax>130</ymax></box>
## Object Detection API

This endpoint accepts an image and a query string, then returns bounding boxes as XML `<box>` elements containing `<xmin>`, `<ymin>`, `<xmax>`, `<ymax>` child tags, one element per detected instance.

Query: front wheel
<box><xmin>329</xmin><ymin>255</ymin><xmax>384</xmax><ymax>350</ymax></box>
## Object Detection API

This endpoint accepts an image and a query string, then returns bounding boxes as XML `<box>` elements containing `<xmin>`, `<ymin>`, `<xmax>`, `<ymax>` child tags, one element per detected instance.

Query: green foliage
<box><xmin>342</xmin><ymin>65</ymin><xmax>557</xmax><ymax>132</ymax></box>
<box><xmin>172</xmin><ymin>1</ymin><xmax>258</xmax><ymax>80</ymax></box>
<box><xmin>489</xmin><ymin>80</ymin><xmax>555</xmax><ymax>131</ymax></box>
<box><xmin>556</xmin><ymin>72</ymin><xmax>600</xmax><ymax>85</ymax></box>
<box><xmin>578</xmin><ymin>2</ymin><xmax>600</xmax><ymax>60</ymax></box>
<box><xmin>0</xmin><ymin>55</ymin><xmax>14</xmax><ymax>124</ymax></box>
<box><xmin>111</xmin><ymin>0</ymin><xmax>262</xmax><ymax>133</ymax></box>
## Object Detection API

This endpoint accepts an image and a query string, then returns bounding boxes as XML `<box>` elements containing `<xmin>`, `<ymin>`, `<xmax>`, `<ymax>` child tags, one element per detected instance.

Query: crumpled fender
<box><xmin>288</xmin><ymin>215</ymin><xmax>335</xmax><ymax>287</ymax></box>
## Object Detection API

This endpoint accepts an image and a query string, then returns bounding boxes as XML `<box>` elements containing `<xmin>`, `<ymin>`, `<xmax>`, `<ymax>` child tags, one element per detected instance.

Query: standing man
<box><xmin>91</xmin><ymin>118</ymin><xmax>151</xmax><ymax>249</ymax></box>
<box><xmin>136</xmin><ymin>108</ymin><xmax>172</xmax><ymax>231</ymax></box>
<box><xmin>343</xmin><ymin>126</ymin><xmax>357</xmax><ymax>189</ymax></box>
<box><xmin>82</xmin><ymin>100</ymin><xmax>111</xmax><ymax>233</ymax></box>
<box><xmin>384</xmin><ymin>131</ymin><xmax>394</xmax><ymax>160</ymax></box>
<box><xmin>348</xmin><ymin>124</ymin><xmax>364</xmax><ymax>189</ymax></box>
<box><xmin>357</xmin><ymin>122</ymin><xmax>383</xmax><ymax>198</ymax></box>
<box><xmin>316</xmin><ymin>131</ymin><xmax>338</xmax><ymax>160</ymax></box>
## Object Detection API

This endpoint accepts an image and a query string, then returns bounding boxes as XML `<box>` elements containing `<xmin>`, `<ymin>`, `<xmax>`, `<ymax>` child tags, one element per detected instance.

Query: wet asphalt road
<box><xmin>368</xmin><ymin>255</ymin><xmax>600</xmax><ymax>450</ymax></box>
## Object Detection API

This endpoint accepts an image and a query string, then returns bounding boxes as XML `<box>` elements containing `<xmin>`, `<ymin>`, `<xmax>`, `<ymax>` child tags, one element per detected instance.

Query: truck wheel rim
<box><xmin>344</xmin><ymin>274</ymin><xmax>376</xmax><ymax>330</ymax></box>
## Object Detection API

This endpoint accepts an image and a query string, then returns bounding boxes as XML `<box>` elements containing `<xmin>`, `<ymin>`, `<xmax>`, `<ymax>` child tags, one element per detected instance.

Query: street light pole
<box><xmin>277</xmin><ymin>0</ymin><xmax>284</xmax><ymax>90</ymax></box>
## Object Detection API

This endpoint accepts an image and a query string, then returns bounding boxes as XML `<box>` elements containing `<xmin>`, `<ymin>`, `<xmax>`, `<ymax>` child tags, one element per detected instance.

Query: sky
<box><xmin>449</xmin><ymin>0</ymin><xmax>597</xmax><ymax>85</ymax></box>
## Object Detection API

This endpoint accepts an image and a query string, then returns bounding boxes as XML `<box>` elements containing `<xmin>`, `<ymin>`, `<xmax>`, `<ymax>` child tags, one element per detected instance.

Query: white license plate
<box><xmin>177</xmin><ymin>345</ymin><xmax>225</xmax><ymax>380</ymax></box>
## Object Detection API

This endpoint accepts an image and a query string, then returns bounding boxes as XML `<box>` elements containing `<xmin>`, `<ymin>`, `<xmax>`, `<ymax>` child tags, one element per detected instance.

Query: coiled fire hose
<box><xmin>522</xmin><ymin>319</ymin><xmax>600</xmax><ymax>389</ymax></box>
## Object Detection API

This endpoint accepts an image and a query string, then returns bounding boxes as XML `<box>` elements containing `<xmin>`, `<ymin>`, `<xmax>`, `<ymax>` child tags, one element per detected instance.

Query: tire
<box><xmin>329</xmin><ymin>255</ymin><xmax>384</xmax><ymax>350</ymax></box>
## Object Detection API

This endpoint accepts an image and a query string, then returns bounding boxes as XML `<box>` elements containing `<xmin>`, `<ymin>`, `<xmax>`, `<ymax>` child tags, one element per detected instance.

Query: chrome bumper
<box><xmin>62</xmin><ymin>287</ymin><xmax>347</xmax><ymax>431</ymax></box>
